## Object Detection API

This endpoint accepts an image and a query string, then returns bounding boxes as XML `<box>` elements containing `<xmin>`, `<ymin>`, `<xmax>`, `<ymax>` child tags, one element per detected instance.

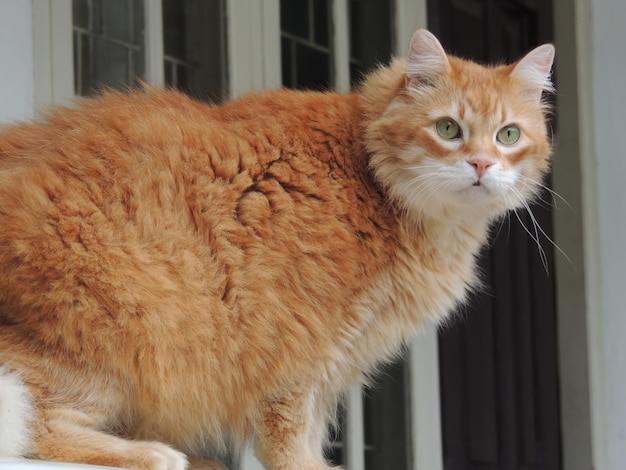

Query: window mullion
<box><xmin>408</xmin><ymin>324</ymin><xmax>443</xmax><ymax>470</ymax></box>
<box><xmin>261</xmin><ymin>0</ymin><xmax>281</xmax><ymax>91</ymax></box>
<box><xmin>345</xmin><ymin>384</ymin><xmax>366</xmax><ymax>470</ymax></box>
<box><xmin>33</xmin><ymin>0</ymin><xmax>74</xmax><ymax>106</ymax></box>
<box><xmin>227</xmin><ymin>0</ymin><xmax>281</xmax><ymax>98</ymax></box>
<box><xmin>393</xmin><ymin>0</ymin><xmax>428</xmax><ymax>55</ymax></box>
<box><xmin>331</xmin><ymin>0</ymin><xmax>350</xmax><ymax>93</ymax></box>
<box><xmin>144</xmin><ymin>0</ymin><xmax>164</xmax><ymax>87</ymax></box>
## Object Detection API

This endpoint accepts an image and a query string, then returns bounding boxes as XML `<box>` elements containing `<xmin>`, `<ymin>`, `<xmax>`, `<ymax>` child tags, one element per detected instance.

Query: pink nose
<box><xmin>468</xmin><ymin>157</ymin><xmax>496</xmax><ymax>178</ymax></box>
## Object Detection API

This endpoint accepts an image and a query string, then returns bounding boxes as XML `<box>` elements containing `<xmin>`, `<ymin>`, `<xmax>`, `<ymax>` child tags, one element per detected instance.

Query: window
<box><xmin>362</xmin><ymin>360</ymin><xmax>411</xmax><ymax>469</ymax></box>
<box><xmin>72</xmin><ymin>0</ymin><xmax>227</xmax><ymax>100</ymax></box>
<box><xmin>73</xmin><ymin>0</ymin><xmax>145</xmax><ymax>95</ymax></box>
<box><xmin>349</xmin><ymin>0</ymin><xmax>393</xmax><ymax>85</ymax></box>
<box><xmin>280</xmin><ymin>0</ymin><xmax>332</xmax><ymax>90</ymax></box>
<box><xmin>280</xmin><ymin>0</ymin><xmax>394</xmax><ymax>92</ymax></box>
<box><xmin>162</xmin><ymin>0</ymin><xmax>227</xmax><ymax>101</ymax></box>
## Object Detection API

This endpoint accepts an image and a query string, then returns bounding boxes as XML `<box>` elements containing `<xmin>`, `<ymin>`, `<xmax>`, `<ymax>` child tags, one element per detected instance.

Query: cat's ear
<box><xmin>511</xmin><ymin>44</ymin><xmax>555</xmax><ymax>98</ymax></box>
<box><xmin>405</xmin><ymin>29</ymin><xmax>450</xmax><ymax>87</ymax></box>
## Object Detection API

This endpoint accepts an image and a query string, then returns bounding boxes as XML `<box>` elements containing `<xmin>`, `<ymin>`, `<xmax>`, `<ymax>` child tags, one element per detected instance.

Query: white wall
<box><xmin>555</xmin><ymin>0</ymin><xmax>626</xmax><ymax>469</ymax></box>
<box><xmin>552</xmin><ymin>1</ymin><xmax>596</xmax><ymax>468</ymax></box>
<box><xmin>0</xmin><ymin>0</ymin><xmax>35</xmax><ymax>123</ymax></box>
<box><xmin>590</xmin><ymin>1</ymin><xmax>626</xmax><ymax>468</ymax></box>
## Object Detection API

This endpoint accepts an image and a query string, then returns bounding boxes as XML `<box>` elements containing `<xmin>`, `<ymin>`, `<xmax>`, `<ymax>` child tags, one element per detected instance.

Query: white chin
<box><xmin>452</xmin><ymin>185</ymin><xmax>504</xmax><ymax>205</ymax></box>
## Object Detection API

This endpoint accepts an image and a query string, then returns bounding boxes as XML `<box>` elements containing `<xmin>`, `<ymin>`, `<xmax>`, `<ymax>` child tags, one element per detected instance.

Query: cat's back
<box><xmin>0</xmin><ymin>87</ymin><xmax>388</xmax><ymax>331</ymax></box>
<box><xmin>0</xmin><ymin>87</ymin><xmax>363</xmax><ymax>187</ymax></box>
<box><xmin>0</xmin><ymin>86</ymin><xmax>379</xmax><ymax>263</ymax></box>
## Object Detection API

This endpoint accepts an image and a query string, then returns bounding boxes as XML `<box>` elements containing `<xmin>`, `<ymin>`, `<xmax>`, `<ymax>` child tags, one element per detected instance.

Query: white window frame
<box><xmin>144</xmin><ymin>0</ymin><xmax>165</xmax><ymax>88</ymax></box>
<box><xmin>32</xmin><ymin>1</ymin><xmax>441</xmax><ymax>469</ymax></box>
<box><xmin>227</xmin><ymin>0</ymin><xmax>282</xmax><ymax>97</ymax></box>
<box><xmin>32</xmin><ymin>0</ymin><xmax>74</xmax><ymax>110</ymax></box>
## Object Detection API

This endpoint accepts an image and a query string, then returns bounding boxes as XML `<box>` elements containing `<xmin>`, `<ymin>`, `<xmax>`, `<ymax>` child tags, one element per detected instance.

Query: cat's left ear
<box><xmin>511</xmin><ymin>44</ymin><xmax>555</xmax><ymax>99</ymax></box>
<box><xmin>405</xmin><ymin>29</ymin><xmax>450</xmax><ymax>87</ymax></box>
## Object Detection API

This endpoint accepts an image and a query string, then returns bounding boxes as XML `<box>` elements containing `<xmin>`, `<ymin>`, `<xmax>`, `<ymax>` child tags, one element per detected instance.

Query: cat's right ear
<box><xmin>511</xmin><ymin>44</ymin><xmax>556</xmax><ymax>99</ymax></box>
<box><xmin>405</xmin><ymin>29</ymin><xmax>450</xmax><ymax>87</ymax></box>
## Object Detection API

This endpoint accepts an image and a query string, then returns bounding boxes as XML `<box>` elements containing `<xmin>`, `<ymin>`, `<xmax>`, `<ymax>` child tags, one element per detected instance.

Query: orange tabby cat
<box><xmin>0</xmin><ymin>30</ymin><xmax>554</xmax><ymax>469</ymax></box>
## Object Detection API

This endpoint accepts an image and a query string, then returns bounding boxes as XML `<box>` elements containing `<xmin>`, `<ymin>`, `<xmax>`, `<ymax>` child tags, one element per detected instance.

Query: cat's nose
<box><xmin>467</xmin><ymin>157</ymin><xmax>496</xmax><ymax>178</ymax></box>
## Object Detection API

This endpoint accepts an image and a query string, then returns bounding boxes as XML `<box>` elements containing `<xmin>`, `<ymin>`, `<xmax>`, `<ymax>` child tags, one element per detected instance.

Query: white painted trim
<box><xmin>260</xmin><ymin>0</ymin><xmax>282</xmax><ymax>91</ymax></box>
<box><xmin>32</xmin><ymin>0</ymin><xmax>74</xmax><ymax>109</ymax></box>
<box><xmin>344</xmin><ymin>385</ymin><xmax>365</xmax><ymax>470</ymax></box>
<box><xmin>551</xmin><ymin>0</ymin><xmax>600</xmax><ymax>469</ymax></box>
<box><xmin>581</xmin><ymin>0</ymin><xmax>626</xmax><ymax>467</ymax></box>
<box><xmin>0</xmin><ymin>0</ymin><xmax>34</xmax><ymax>123</ymax></box>
<box><xmin>394</xmin><ymin>0</ymin><xmax>428</xmax><ymax>55</ymax></box>
<box><xmin>331</xmin><ymin>0</ymin><xmax>350</xmax><ymax>93</ymax></box>
<box><xmin>144</xmin><ymin>0</ymin><xmax>165</xmax><ymax>87</ymax></box>
<box><xmin>408</xmin><ymin>324</ymin><xmax>443</xmax><ymax>470</ymax></box>
<box><xmin>227</xmin><ymin>0</ymin><xmax>261</xmax><ymax>96</ymax></box>
<box><xmin>227</xmin><ymin>0</ymin><xmax>281</xmax><ymax>98</ymax></box>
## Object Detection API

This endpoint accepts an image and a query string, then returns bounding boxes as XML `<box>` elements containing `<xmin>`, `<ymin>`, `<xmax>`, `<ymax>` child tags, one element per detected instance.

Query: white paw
<box><xmin>142</xmin><ymin>441</ymin><xmax>189</xmax><ymax>470</ymax></box>
<box><xmin>0</xmin><ymin>367</ymin><xmax>34</xmax><ymax>457</ymax></box>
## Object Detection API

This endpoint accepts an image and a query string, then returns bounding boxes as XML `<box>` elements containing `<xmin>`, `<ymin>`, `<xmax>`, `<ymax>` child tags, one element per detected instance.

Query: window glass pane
<box><xmin>349</xmin><ymin>0</ymin><xmax>393</xmax><ymax>85</ymax></box>
<box><xmin>280</xmin><ymin>0</ymin><xmax>332</xmax><ymax>90</ymax></box>
<box><xmin>326</xmin><ymin>407</ymin><xmax>346</xmax><ymax>466</ymax></box>
<box><xmin>294</xmin><ymin>42</ymin><xmax>331</xmax><ymax>90</ymax></box>
<box><xmin>73</xmin><ymin>0</ymin><xmax>227</xmax><ymax>101</ymax></box>
<box><xmin>363</xmin><ymin>360</ymin><xmax>410</xmax><ymax>470</ymax></box>
<box><xmin>162</xmin><ymin>0</ymin><xmax>228</xmax><ymax>102</ymax></box>
<box><xmin>280</xmin><ymin>0</ymin><xmax>309</xmax><ymax>39</ymax></box>
<box><xmin>72</xmin><ymin>0</ymin><xmax>144</xmax><ymax>96</ymax></box>
<box><xmin>313</xmin><ymin>0</ymin><xmax>330</xmax><ymax>47</ymax></box>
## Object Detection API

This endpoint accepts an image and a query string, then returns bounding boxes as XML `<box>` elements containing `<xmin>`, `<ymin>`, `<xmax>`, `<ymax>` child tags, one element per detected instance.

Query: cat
<box><xmin>0</xmin><ymin>29</ymin><xmax>554</xmax><ymax>470</ymax></box>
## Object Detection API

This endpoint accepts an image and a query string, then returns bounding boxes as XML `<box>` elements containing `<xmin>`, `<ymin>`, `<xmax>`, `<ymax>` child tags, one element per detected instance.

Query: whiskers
<box><xmin>394</xmin><ymin>163</ymin><xmax>454</xmax><ymax>219</ymax></box>
<box><xmin>381</xmin><ymin>161</ymin><xmax>570</xmax><ymax>275</ymax></box>
<box><xmin>506</xmin><ymin>180</ymin><xmax>570</xmax><ymax>274</ymax></box>
<box><xmin>522</xmin><ymin>174</ymin><xmax>571</xmax><ymax>211</ymax></box>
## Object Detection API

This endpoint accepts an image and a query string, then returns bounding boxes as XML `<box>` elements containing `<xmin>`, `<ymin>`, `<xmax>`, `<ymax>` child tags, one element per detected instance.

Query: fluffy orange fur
<box><xmin>0</xmin><ymin>30</ymin><xmax>554</xmax><ymax>469</ymax></box>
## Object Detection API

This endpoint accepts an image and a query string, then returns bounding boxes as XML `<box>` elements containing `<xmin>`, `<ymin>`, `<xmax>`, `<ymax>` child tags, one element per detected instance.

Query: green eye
<box><xmin>436</xmin><ymin>119</ymin><xmax>462</xmax><ymax>140</ymax></box>
<box><xmin>497</xmin><ymin>125</ymin><xmax>521</xmax><ymax>145</ymax></box>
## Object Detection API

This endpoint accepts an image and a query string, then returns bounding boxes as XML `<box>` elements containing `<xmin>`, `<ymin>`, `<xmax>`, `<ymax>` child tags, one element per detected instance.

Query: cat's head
<box><xmin>363</xmin><ymin>29</ymin><xmax>555</xmax><ymax>223</ymax></box>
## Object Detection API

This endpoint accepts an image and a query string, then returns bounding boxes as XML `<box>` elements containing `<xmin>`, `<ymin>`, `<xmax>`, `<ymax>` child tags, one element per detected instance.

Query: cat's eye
<box><xmin>496</xmin><ymin>125</ymin><xmax>521</xmax><ymax>145</ymax></box>
<box><xmin>436</xmin><ymin>119</ymin><xmax>462</xmax><ymax>140</ymax></box>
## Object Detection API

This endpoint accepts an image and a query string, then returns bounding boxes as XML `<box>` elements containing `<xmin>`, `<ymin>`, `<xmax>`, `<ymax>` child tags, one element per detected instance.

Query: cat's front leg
<box><xmin>29</xmin><ymin>407</ymin><xmax>189</xmax><ymax>470</ymax></box>
<box><xmin>254</xmin><ymin>388</ymin><xmax>339</xmax><ymax>470</ymax></box>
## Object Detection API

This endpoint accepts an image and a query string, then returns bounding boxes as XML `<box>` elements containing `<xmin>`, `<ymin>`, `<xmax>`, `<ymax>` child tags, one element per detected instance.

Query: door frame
<box><xmin>552</xmin><ymin>0</ymin><xmax>603</xmax><ymax>468</ymax></box>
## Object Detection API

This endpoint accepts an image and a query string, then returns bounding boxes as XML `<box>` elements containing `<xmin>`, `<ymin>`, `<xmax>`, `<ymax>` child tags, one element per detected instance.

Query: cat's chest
<box><xmin>351</xmin><ymin>226</ymin><xmax>482</xmax><ymax>363</ymax></box>
<box><xmin>390</xmin><ymin>241</ymin><xmax>477</xmax><ymax>322</ymax></box>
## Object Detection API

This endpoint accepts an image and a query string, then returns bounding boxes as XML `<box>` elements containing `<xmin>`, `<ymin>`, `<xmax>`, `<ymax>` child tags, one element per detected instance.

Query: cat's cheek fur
<box><xmin>507</xmin><ymin>158</ymin><xmax>545</xmax><ymax>206</ymax></box>
<box><xmin>0</xmin><ymin>368</ymin><xmax>34</xmax><ymax>457</ymax></box>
